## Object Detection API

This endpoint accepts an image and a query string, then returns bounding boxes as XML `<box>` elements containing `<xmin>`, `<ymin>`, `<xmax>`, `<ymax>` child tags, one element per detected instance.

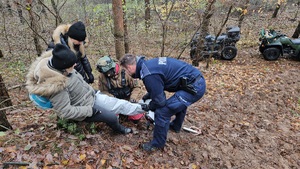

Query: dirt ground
<box><xmin>1</xmin><ymin>47</ymin><xmax>299</xmax><ymax>169</ymax></box>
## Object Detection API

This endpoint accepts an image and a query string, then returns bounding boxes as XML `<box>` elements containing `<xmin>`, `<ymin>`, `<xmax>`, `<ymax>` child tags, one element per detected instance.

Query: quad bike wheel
<box><xmin>221</xmin><ymin>46</ymin><xmax>237</xmax><ymax>60</ymax></box>
<box><xmin>262</xmin><ymin>47</ymin><xmax>280</xmax><ymax>61</ymax></box>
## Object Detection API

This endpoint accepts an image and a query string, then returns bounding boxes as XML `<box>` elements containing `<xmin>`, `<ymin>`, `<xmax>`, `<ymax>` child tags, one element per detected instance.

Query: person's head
<box><xmin>50</xmin><ymin>44</ymin><xmax>77</xmax><ymax>73</ymax></box>
<box><xmin>120</xmin><ymin>54</ymin><xmax>137</xmax><ymax>77</ymax></box>
<box><xmin>67</xmin><ymin>21</ymin><xmax>86</xmax><ymax>45</ymax></box>
<box><xmin>96</xmin><ymin>55</ymin><xmax>117</xmax><ymax>77</ymax></box>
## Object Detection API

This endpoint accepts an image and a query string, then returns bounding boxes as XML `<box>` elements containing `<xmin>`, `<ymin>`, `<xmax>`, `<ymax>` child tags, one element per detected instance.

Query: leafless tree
<box><xmin>153</xmin><ymin>0</ymin><xmax>175</xmax><ymax>57</ymax></box>
<box><xmin>192</xmin><ymin>0</ymin><xmax>216</xmax><ymax>66</ymax></box>
<box><xmin>123</xmin><ymin>0</ymin><xmax>129</xmax><ymax>53</ymax></box>
<box><xmin>0</xmin><ymin>74</ymin><xmax>13</xmax><ymax>131</ymax></box>
<box><xmin>272</xmin><ymin>2</ymin><xmax>280</xmax><ymax>18</ymax></box>
<box><xmin>25</xmin><ymin>0</ymin><xmax>43</xmax><ymax>56</ymax></box>
<box><xmin>238</xmin><ymin>0</ymin><xmax>250</xmax><ymax>29</ymax></box>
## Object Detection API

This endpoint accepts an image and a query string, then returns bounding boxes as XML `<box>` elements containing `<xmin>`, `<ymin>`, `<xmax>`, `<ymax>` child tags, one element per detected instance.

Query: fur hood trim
<box><xmin>26</xmin><ymin>50</ymin><xmax>68</xmax><ymax>96</ymax></box>
<box><xmin>52</xmin><ymin>24</ymin><xmax>88</xmax><ymax>57</ymax></box>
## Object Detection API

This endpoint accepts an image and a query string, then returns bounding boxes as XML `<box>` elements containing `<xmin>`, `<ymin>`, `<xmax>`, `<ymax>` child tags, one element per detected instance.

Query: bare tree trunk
<box><xmin>112</xmin><ymin>0</ymin><xmax>125</xmax><ymax>60</ymax></box>
<box><xmin>153</xmin><ymin>0</ymin><xmax>175</xmax><ymax>57</ymax></box>
<box><xmin>1</xmin><ymin>5</ymin><xmax>13</xmax><ymax>56</ymax></box>
<box><xmin>123</xmin><ymin>0</ymin><xmax>129</xmax><ymax>53</ymax></box>
<box><xmin>292</xmin><ymin>21</ymin><xmax>300</xmax><ymax>38</ymax></box>
<box><xmin>193</xmin><ymin>0</ymin><xmax>216</xmax><ymax>66</ymax></box>
<box><xmin>26</xmin><ymin>0</ymin><xmax>43</xmax><ymax>56</ymax></box>
<box><xmin>206</xmin><ymin>6</ymin><xmax>232</xmax><ymax>68</ymax></box>
<box><xmin>0</xmin><ymin>50</ymin><xmax>3</xmax><ymax>58</ymax></box>
<box><xmin>272</xmin><ymin>3</ymin><xmax>280</xmax><ymax>18</ymax></box>
<box><xmin>50</xmin><ymin>0</ymin><xmax>63</xmax><ymax>26</ymax></box>
<box><xmin>145</xmin><ymin>0</ymin><xmax>150</xmax><ymax>30</ymax></box>
<box><xmin>0</xmin><ymin>74</ymin><xmax>13</xmax><ymax>131</ymax></box>
<box><xmin>238</xmin><ymin>0</ymin><xmax>250</xmax><ymax>29</ymax></box>
<box><xmin>37</xmin><ymin>0</ymin><xmax>47</xmax><ymax>18</ymax></box>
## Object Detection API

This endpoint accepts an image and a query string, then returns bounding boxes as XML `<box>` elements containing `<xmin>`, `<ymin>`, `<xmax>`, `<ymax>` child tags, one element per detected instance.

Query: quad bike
<box><xmin>190</xmin><ymin>26</ymin><xmax>241</xmax><ymax>60</ymax></box>
<box><xmin>259</xmin><ymin>28</ymin><xmax>300</xmax><ymax>61</ymax></box>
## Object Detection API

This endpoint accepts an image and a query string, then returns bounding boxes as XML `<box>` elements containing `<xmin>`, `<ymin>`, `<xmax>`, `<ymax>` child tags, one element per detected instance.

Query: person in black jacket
<box><xmin>47</xmin><ymin>21</ymin><xmax>94</xmax><ymax>84</ymax></box>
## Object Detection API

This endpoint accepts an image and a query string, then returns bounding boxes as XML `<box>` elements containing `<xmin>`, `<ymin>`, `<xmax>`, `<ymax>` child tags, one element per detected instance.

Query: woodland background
<box><xmin>0</xmin><ymin>0</ymin><xmax>300</xmax><ymax>168</ymax></box>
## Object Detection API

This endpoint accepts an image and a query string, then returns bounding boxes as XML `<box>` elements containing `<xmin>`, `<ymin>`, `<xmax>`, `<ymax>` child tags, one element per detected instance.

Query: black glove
<box><xmin>142</xmin><ymin>93</ymin><xmax>150</xmax><ymax>102</ymax></box>
<box><xmin>92</xmin><ymin>107</ymin><xmax>101</xmax><ymax>115</ymax></box>
<box><xmin>88</xmin><ymin>73</ymin><xmax>94</xmax><ymax>84</ymax></box>
<box><xmin>139</xmin><ymin>103</ymin><xmax>150</xmax><ymax>112</ymax></box>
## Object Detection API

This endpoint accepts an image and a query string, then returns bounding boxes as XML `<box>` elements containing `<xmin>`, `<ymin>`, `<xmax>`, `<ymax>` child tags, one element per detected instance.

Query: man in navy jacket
<box><xmin>120</xmin><ymin>54</ymin><xmax>206</xmax><ymax>151</ymax></box>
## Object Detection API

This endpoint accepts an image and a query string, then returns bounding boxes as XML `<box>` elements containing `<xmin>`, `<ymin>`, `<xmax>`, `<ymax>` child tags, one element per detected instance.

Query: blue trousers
<box><xmin>150</xmin><ymin>76</ymin><xmax>206</xmax><ymax>148</ymax></box>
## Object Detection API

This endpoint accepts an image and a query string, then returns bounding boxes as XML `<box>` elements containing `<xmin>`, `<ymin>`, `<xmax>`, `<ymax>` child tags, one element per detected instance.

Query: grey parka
<box><xmin>26</xmin><ymin>50</ymin><xmax>94</xmax><ymax>121</ymax></box>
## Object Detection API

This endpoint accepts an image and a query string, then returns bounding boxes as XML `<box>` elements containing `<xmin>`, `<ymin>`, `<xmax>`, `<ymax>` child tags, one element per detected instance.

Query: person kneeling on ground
<box><xmin>96</xmin><ymin>55</ymin><xmax>144</xmax><ymax>123</ymax></box>
<box><xmin>26</xmin><ymin>44</ymin><xmax>145</xmax><ymax>134</ymax></box>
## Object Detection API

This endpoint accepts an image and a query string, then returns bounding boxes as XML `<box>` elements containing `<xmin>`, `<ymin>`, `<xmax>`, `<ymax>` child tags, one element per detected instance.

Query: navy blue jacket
<box><xmin>135</xmin><ymin>57</ymin><xmax>202</xmax><ymax>110</ymax></box>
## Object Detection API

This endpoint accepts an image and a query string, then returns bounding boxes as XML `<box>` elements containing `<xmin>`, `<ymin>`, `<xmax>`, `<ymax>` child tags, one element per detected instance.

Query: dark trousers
<box><xmin>83</xmin><ymin>106</ymin><xmax>123</xmax><ymax>132</ymax></box>
<box><xmin>151</xmin><ymin>77</ymin><xmax>206</xmax><ymax>148</ymax></box>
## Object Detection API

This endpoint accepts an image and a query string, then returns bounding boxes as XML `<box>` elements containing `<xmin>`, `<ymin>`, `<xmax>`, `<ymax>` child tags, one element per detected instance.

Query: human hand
<box><xmin>142</xmin><ymin>93</ymin><xmax>150</xmax><ymax>102</ymax></box>
<box><xmin>139</xmin><ymin>103</ymin><xmax>150</xmax><ymax>112</ymax></box>
<box><xmin>92</xmin><ymin>107</ymin><xmax>101</xmax><ymax>115</ymax></box>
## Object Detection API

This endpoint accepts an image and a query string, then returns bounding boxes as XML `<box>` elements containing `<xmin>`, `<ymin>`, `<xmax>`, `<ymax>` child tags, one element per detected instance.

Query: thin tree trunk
<box><xmin>145</xmin><ymin>0</ymin><xmax>150</xmax><ymax>30</ymax></box>
<box><xmin>292</xmin><ymin>21</ymin><xmax>300</xmax><ymax>38</ymax></box>
<box><xmin>50</xmin><ymin>0</ymin><xmax>63</xmax><ymax>26</ymax></box>
<box><xmin>193</xmin><ymin>0</ymin><xmax>216</xmax><ymax>66</ymax></box>
<box><xmin>0</xmin><ymin>74</ymin><xmax>13</xmax><ymax>131</ymax></box>
<box><xmin>112</xmin><ymin>0</ymin><xmax>125</xmax><ymax>60</ymax></box>
<box><xmin>26</xmin><ymin>0</ymin><xmax>43</xmax><ymax>56</ymax></box>
<box><xmin>272</xmin><ymin>3</ymin><xmax>280</xmax><ymax>18</ymax></box>
<box><xmin>123</xmin><ymin>0</ymin><xmax>129</xmax><ymax>53</ymax></box>
<box><xmin>39</xmin><ymin>0</ymin><xmax>47</xmax><ymax>18</ymax></box>
<box><xmin>238</xmin><ymin>0</ymin><xmax>250</xmax><ymax>29</ymax></box>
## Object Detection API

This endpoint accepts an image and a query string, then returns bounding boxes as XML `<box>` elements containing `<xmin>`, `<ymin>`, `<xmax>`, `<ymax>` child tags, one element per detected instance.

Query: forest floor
<box><xmin>1</xmin><ymin>46</ymin><xmax>299</xmax><ymax>169</ymax></box>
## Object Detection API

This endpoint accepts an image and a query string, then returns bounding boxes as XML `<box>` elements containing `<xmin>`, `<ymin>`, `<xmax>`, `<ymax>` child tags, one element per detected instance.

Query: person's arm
<box><xmin>49</xmin><ymin>89</ymin><xmax>93</xmax><ymax>121</ymax></box>
<box><xmin>127</xmin><ymin>75</ymin><xmax>144</xmax><ymax>102</ymax></box>
<box><xmin>142</xmin><ymin>75</ymin><xmax>166</xmax><ymax>111</ymax></box>
<box><xmin>98</xmin><ymin>74</ymin><xmax>113</xmax><ymax>96</ymax></box>
<box><xmin>81</xmin><ymin>55</ymin><xmax>94</xmax><ymax>83</ymax></box>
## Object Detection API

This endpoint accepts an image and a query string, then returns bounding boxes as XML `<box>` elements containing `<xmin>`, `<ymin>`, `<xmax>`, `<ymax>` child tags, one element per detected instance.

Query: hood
<box><xmin>26</xmin><ymin>50</ymin><xmax>68</xmax><ymax>97</ymax></box>
<box><xmin>52</xmin><ymin>24</ymin><xmax>86</xmax><ymax>57</ymax></box>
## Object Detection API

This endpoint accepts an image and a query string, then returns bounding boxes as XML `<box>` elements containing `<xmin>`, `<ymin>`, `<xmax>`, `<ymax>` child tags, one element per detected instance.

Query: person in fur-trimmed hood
<box><xmin>47</xmin><ymin>21</ymin><xmax>94</xmax><ymax>84</ymax></box>
<box><xmin>26</xmin><ymin>44</ymin><xmax>146</xmax><ymax>134</ymax></box>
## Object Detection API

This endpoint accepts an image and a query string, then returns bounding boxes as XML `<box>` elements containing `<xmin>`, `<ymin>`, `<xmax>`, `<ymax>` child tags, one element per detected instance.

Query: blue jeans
<box><xmin>151</xmin><ymin>76</ymin><xmax>206</xmax><ymax>148</ymax></box>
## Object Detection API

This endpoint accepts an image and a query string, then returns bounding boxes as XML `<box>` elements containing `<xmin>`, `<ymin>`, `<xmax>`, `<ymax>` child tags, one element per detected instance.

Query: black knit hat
<box><xmin>67</xmin><ymin>21</ymin><xmax>86</xmax><ymax>41</ymax></box>
<box><xmin>51</xmin><ymin>44</ymin><xmax>77</xmax><ymax>70</ymax></box>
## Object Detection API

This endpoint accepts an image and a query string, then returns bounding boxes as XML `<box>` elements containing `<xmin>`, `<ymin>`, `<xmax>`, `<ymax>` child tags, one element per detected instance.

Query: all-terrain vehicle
<box><xmin>190</xmin><ymin>26</ymin><xmax>240</xmax><ymax>60</ymax></box>
<box><xmin>259</xmin><ymin>28</ymin><xmax>300</xmax><ymax>61</ymax></box>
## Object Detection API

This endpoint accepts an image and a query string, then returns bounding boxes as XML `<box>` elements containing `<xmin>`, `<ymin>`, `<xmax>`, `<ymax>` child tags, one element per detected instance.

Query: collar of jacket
<box><xmin>135</xmin><ymin>56</ymin><xmax>145</xmax><ymax>79</ymax></box>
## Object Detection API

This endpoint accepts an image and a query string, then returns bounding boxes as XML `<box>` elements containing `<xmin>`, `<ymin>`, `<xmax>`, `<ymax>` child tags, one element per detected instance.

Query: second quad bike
<box><xmin>190</xmin><ymin>26</ymin><xmax>241</xmax><ymax>60</ymax></box>
<box><xmin>259</xmin><ymin>28</ymin><xmax>300</xmax><ymax>61</ymax></box>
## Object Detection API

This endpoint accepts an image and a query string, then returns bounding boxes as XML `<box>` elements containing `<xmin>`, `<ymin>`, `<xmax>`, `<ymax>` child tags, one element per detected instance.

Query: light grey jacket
<box><xmin>26</xmin><ymin>50</ymin><xmax>94</xmax><ymax>121</ymax></box>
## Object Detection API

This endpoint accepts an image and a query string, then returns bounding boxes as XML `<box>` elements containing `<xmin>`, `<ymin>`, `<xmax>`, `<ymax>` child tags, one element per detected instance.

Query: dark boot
<box><xmin>140</xmin><ymin>142</ymin><xmax>161</xmax><ymax>152</ymax></box>
<box><xmin>118</xmin><ymin>125</ymin><xmax>132</xmax><ymax>134</ymax></box>
<box><xmin>107</xmin><ymin>121</ymin><xmax>132</xmax><ymax>134</ymax></box>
